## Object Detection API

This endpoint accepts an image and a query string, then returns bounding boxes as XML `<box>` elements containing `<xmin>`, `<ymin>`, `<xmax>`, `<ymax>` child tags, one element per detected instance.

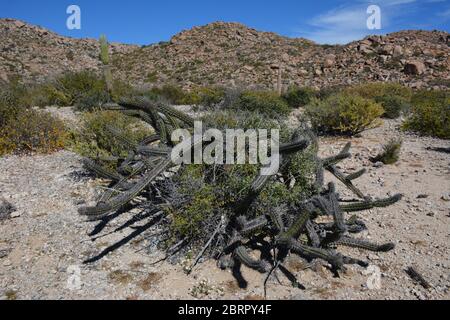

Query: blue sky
<box><xmin>1</xmin><ymin>0</ymin><xmax>449</xmax><ymax>45</ymax></box>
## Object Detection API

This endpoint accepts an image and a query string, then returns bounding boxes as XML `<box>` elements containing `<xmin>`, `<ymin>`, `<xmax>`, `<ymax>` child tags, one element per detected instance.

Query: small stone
<box><xmin>11</xmin><ymin>211</ymin><xmax>22</xmax><ymax>218</ymax></box>
<box><xmin>373</xmin><ymin>162</ymin><xmax>384</xmax><ymax>168</ymax></box>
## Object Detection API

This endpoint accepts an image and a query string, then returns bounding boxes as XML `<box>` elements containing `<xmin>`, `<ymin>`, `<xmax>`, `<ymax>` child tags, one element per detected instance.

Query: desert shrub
<box><xmin>221</xmin><ymin>87</ymin><xmax>244</xmax><ymax>109</ymax></box>
<box><xmin>370</xmin><ymin>138</ymin><xmax>402</xmax><ymax>164</ymax></box>
<box><xmin>26</xmin><ymin>72</ymin><xmax>138</xmax><ymax>110</ymax></box>
<box><xmin>402</xmin><ymin>90</ymin><xmax>450</xmax><ymax>139</ymax></box>
<box><xmin>345</xmin><ymin>82</ymin><xmax>412</xmax><ymax>101</ymax></box>
<box><xmin>0</xmin><ymin>83</ymin><xmax>67</xmax><ymax>156</ymax></box>
<box><xmin>305</xmin><ymin>93</ymin><xmax>384</xmax><ymax>136</ymax></box>
<box><xmin>375</xmin><ymin>95</ymin><xmax>410</xmax><ymax>119</ymax></box>
<box><xmin>0</xmin><ymin>85</ymin><xmax>23</xmax><ymax>127</ymax></box>
<box><xmin>345</xmin><ymin>82</ymin><xmax>412</xmax><ymax>119</ymax></box>
<box><xmin>55</xmin><ymin>71</ymin><xmax>107</xmax><ymax>107</ymax></box>
<box><xmin>167</xmin><ymin>110</ymin><xmax>317</xmax><ymax>239</ymax></box>
<box><xmin>232</xmin><ymin>90</ymin><xmax>290</xmax><ymax>117</ymax></box>
<box><xmin>68</xmin><ymin>110</ymin><xmax>153</xmax><ymax>160</ymax></box>
<box><xmin>149</xmin><ymin>84</ymin><xmax>187</xmax><ymax>105</ymax></box>
<box><xmin>282</xmin><ymin>86</ymin><xmax>316</xmax><ymax>108</ymax></box>
<box><xmin>316</xmin><ymin>85</ymin><xmax>346</xmax><ymax>100</ymax></box>
<box><xmin>0</xmin><ymin>108</ymin><xmax>67</xmax><ymax>156</ymax></box>
<box><xmin>181</xmin><ymin>87</ymin><xmax>225</xmax><ymax>108</ymax></box>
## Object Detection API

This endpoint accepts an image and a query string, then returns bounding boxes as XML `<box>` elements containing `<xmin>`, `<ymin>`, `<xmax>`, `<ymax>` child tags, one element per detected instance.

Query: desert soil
<box><xmin>0</xmin><ymin>107</ymin><xmax>449</xmax><ymax>300</ymax></box>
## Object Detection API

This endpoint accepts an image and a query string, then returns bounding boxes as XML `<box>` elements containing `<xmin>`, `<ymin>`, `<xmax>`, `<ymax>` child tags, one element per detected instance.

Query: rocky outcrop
<box><xmin>0</xmin><ymin>18</ymin><xmax>137</xmax><ymax>83</ymax></box>
<box><xmin>0</xmin><ymin>19</ymin><xmax>448</xmax><ymax>90</ymax></box>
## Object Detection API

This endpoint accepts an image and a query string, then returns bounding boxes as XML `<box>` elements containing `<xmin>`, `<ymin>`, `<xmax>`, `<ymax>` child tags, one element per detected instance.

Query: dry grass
<box><xmin>138</xmin><ymin>272</ymin><xmax>163</xmax><ymax>291</ymax></box>
<box><xmin>108</xmin><ymin>270</ymin><xmax>133</xmax><ymax>285</ymax></box>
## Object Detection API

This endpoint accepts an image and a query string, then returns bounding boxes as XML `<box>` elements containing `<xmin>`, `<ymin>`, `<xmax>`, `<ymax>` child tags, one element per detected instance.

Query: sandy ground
<box><xmin>0</xmin><ymin>112</ymin><xmax>449</xmax><ymax>300</ymax></box>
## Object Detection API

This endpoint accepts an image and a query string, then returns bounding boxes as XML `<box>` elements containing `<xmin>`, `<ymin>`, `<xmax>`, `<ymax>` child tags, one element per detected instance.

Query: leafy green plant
<box><xmin>282</xmin><ymin>86</ymin><xmax>316</xmax><ymax>108</ymax></box>
<box><xmin>0</xmin><ymin>83</ymin><xmax>68</xmax><ymax>156</ymax></box>
<box><xmin>68</xmin><ymin>110</ymin><xmax>153</xmax><ymax>160</ymax></box>
<box><xmin>345</xmin><ymin>82</ymin><xmax>412</xmax><ymax>119</ymax></box>
<box><xmin>182</xmin><ymin>87</ymin><xmax>225</xmax><ymax>108</ymax></box>
<box><xmin>305</xmin><ymin>93</ymin><xmax>384</xmax><ymax>136</ymax></box>
<box><xmin>402</xmin><ymin>90</ymin><xmax>450</xmax><ymax>139</ymax></box>
<box><xmin>375</xmin><ymin>95</ymin><xmax>410</xmax><ymax>119</ymax></box>
<box><xmin>149</xmin><ymin>84</ymin><xmax>187</xmax><ymax>105</ymax></box>
<box><xmin>232</xmin><ymin>90</ymin><xmax>290</xmax><ymax>117</ymax></box>
<box><xmin>370</xmin><ymin>138</ymin><xmax>402</xmax><ymax>164</ymax></box>
<box><xmin>0</xmin><ymin>108</ymin><xmax>67</xmax><ymax>156</ymax></box>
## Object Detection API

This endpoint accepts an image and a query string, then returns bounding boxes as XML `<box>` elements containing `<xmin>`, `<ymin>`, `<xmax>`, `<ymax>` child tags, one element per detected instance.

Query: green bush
<box><xmin>150</xmin><ymin>84</ymin><xmax>187</xmax><ymax>105</ymax></box>
<box><xmin>68</xmin><ymin>110</ymin><xmax>153</xmax><ymax>160</ymax></box>
<box><xmin>232</xmin><ymin>90</ymin><xmax>290</xmax><ymax>117</ymax></box>
<box><xmin>344</xmin><ymin>82</ymin><xmax>412</xmax><ymax>119</ymax></box>
<box><xmin>345</xmin><ymin>82</ymin><xmax>412</xmax><ymax>101</ymax></box>
<box><xmin>23</xmin><ymin>72</ymin><xmax>138</xmax><ymax>110</ymax></box>
<box><xmin>402</xmin><ymin>90</ymin><xmax>450</xmax><ymax>139</ymax></box>
<box><xmin>305</xmin><ymin>93</ymin><xmax>384</xmax><ymax>136</ymax></box>
<box><xmin>375</xmin><ymin>95</ymin><xmax>410</xmax><ymax>119</ymax></box>
<box><xmin>167</xmin><ymin>109</ymin><xmax>317</xmax><ymax>239</ymax></box>
<box><xmin>282</xmin><ymin>86</ymin><xmax>316</xmax><ymax>108</ymax></box>
<box><xmin>0</xmin><ymin>108</ymin><xmax>67</xmax><ymax>156</ymax></box>
<box><xmin>181</xmin><ymin>87</ymin><xmax>225</xmax><ymax>108</ymax></box>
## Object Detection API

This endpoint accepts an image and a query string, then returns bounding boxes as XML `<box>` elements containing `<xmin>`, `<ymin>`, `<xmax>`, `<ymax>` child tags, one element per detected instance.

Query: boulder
<box><xmin>404</xmin><ymin>60</ymin><xmax>426</xmax><ymax>75</ymax></box>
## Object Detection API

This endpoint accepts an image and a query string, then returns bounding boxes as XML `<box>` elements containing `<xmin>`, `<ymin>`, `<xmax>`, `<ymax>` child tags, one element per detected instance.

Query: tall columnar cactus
<box><xmin>78</xmin><ymin>95</ymin><xmax>403</xmax><ymax>290</ymax></box>
<box><xmin>99</xmin><ymin>34</ymin><xmax>113</xmax><ymax>98</ymax></box>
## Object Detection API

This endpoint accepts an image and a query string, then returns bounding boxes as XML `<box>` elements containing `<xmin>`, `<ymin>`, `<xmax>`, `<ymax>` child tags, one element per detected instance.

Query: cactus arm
<box><xmin>326</xmin><ymin>165</ymin><xmax>366</xmax><ymax>199</ymax></box>
<box><xmin>279</xmin><ymin>238</ymin><xmax>344</xmax><ymax>270</ymax></box>
<box><xmin>346</xmin><ymin>169</ymin><xmax>366</xmax><ymax>181</ymax></box>
<box><xmin>79</xmin><ymin>157</ymin><xmax>172</xmax><ymax>218</ymax></box>
<box><xmin>305</xmin><ymin>220</ymin><xmax>321</xmax><ymax>247</ymax></box>
<box><xmin>277</xmin><ymin>210</ymin><xmax>310</xmax><ymax>244</ymax></box>
<box><xmin>82</xmin><ymin>158</ymin><xmax>123</xmax><ymax>181</ymax></box>
<box><xmin>239</xmin><ymin>216</ymin><xmax>269</xmax><ymax>236</ymax></box>
<box><xmin>267</xmin><ymin>211</ymin><xmax>285</xmax><ymax>232</ymax></box>
<box><xmin>279</xmin><ymin>139</ymin><xmax>309</xmax><ymax>155</ymax></box>
<box><xmin>333</xmin><ymin>236</ymin><xmax>395</xmax><ymax>252</ymax></box>
<box><xmin>233</xmin><ymin>246</ymin><xmax>270</xmax><ymax>273</ymax></box>
<box><xmin>340</xmin><ymin>194</ymin><xmax>403</xmax><ymax>212</ymax></box>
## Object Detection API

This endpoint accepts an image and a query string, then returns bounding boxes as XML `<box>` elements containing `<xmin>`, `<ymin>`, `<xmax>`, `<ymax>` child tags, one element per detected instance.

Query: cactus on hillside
<box><xmin>99</xmin><ymin>34</ymin><xmax>113</xmax><ymax>98</ymax></box>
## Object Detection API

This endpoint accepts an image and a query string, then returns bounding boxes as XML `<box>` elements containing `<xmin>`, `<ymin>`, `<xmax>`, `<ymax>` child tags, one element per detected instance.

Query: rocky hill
<box><xmin>0</xmin><ymin>19</ymin><xmax>137</xmax><ymax>83</ymax></box>
<box><xmin>1</xmin><ymin>19</ymin><xmax>449</xmax><ymax>90</ymax></box>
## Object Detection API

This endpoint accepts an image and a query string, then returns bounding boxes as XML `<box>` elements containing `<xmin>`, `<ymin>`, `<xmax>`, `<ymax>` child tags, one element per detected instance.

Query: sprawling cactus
<box><xmin>78</xmin><ymin>96</ymin><xmax>402</xmax><ymax>291</ymax></box>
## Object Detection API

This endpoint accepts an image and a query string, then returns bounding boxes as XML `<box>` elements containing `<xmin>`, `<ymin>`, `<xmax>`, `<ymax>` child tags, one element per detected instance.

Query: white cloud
<box><xmin>294</xmin><ymin>1</ymin><xmax>421</xmax><ymax>44</ymax></box>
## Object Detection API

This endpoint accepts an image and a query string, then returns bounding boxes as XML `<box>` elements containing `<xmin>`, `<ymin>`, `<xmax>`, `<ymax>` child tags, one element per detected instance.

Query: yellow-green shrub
<box><xmin>167</xmin><ymin>110</ymin><xmax>317</xmax><ymax>240</ymax></box>
<box><xmin>403</xmin><ymin>90</ymin><xmax>450</xmax><ymax>139</ymax></box>
<box><xmin>0</xmin><ymin>108</ymin><xmax>67</xmax><ymax>156</ymax></box>
<box><xmin>232</xmin><ymin>90</ymin><xmax>290</xmax><ymax>117</ymax></box>
<box><xmin>282</xmin><ymin>86</ymin><xmax>316</xmax><ymax>108</ymax></box>
<box><xmin>345</xmin><ymin>82</ymin><xmax>412</xmax><ymax>119</ymax></box>
<box><xmin>181</xmin><ymin>87</ymin><xmax>225</xmax><ymax>108</ymax></box>
<box><xmin>345</xmin><ymin>82</ymin><xmax>412</xmax><ymax>101</ymax></box>
<box><xmin>305</xmin><ymin>93</ymin><xmax>384</xmax><ymax>135</ymax></box>
<box><xmin>68</xmin><ymin>110</ymin><xmax>153</xmax><ymax>159</ymax></box>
